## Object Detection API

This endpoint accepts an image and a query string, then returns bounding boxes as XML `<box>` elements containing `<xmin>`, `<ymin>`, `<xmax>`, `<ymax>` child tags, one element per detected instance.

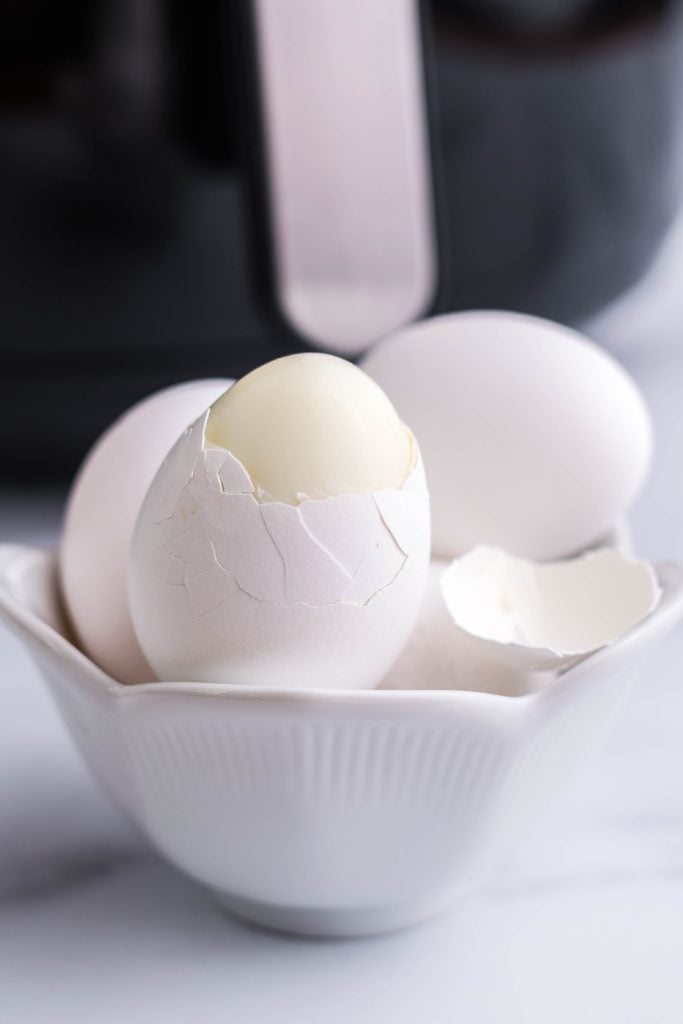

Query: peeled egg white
<box><xmin>129</xmin><ymin>355</ymin><xmax>431</xmax><ymax>689</ymax></box>
<box><xmin>60</xmin><ymin>379</ymin><xmax>232</xmax><ymax>683</ymax></box>
<box><xmin>206</xmin><ymin>352</ymin><xmax>412</xmax><ymax>502</ymax></box>
<box><xmin>362</xmin><ymin>310</ymin><xmax>653</xmax><ymax>560</ymax></box>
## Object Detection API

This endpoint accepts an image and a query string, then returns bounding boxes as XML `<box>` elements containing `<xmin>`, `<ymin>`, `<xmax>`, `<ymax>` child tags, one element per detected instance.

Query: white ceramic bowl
<box><xmin>1</xmin><ymin>542</ymin><xmax>681</xmax><ymax>938</ymax></box>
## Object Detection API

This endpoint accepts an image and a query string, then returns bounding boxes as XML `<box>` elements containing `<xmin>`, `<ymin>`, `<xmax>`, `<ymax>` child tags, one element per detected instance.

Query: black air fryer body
<box><xmin>1</xmin><ymin>0</ymin><xmax>682</xmax><ymax>478</ymax></box>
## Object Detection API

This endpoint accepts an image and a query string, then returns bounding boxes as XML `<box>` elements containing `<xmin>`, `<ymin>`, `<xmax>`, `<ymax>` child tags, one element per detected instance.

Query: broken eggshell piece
<box><xmin>129</xmin><ymin>410</ymin><xmax>431</xmax><ymax>689</ymax></box>
<box><xmin>440</xmin><ymin>546</ymin><xmax>661</xmax><ymax>671</ymax></box>
<box><xmin>381</xmin><ymin>559</ymin><xmax>551</xmax><ymax>696</ymax></box>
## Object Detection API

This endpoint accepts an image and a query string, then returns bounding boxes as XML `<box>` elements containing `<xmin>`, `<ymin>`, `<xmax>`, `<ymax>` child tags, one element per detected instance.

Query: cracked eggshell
<box><xmin>60</xmin><ymin>379</ymin><xmax>233</xmax><ymax>684</ymax></box>
<box><xmin>128</xmin><ymin>412</ymin><xmax>431</xmax><ymax>689</ymax></box>
<box><xmin>361</xmin><ymin>311</ymin><xmax>653</xmax><ymax>560</ymax></box>
<box><xmin>380</xmin><ymin>559</ymin><xmax>549</xmax><ymax>696</ymax></box>
<box><xmin>440</xmin><ymin>546</ymin><xmax>661</xmax><ymax>671</ymax></box>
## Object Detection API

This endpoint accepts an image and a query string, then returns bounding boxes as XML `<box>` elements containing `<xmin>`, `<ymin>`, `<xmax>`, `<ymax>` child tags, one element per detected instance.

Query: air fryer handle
<box><xmin>246</xmin><ymin>0</ymin><xmax>437</xmax><ymax>356</ymax></box>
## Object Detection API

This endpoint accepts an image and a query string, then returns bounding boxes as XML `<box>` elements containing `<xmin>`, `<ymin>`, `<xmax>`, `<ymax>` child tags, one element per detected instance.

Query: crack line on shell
<box><xmin>372</xmin><ymin>494</ymin><xmax>411</xmax><ymax>558</ymax></box>
<box><xmin>257</xmin><ymin>507</ymin><xmax>289</xmax><ymax>598</ymax></box>
<box><xmin>352</xmin><ymin>549</ymin><xmax>408</xmax><ymax>608</ymax></box>
<box><xmin>185</xmin><ymin>572</ymin><xmax>225</xmax><ymax>617</ymax></box>
<box><xmin>209</xmin><ymin>542</ymin><xmax>272</xmax><ymax>605</ymax></box>
<box><xmin>200</xmin><ymin>445</ymin><xmax>400</xmax><ymax>592</ymax></box>
<box><xmin>155</xmin><ymin>465</ymin><xmax>413</xmax><ymax>612</ymax></box>
<box><xmin>177</xmin><ymin>534</ymin><xmax>400</xmax><ymax>613</ymax></box>
<box><xmin>340</xmin><ymin>515</ymin><xmax>409</xmax><ymax>607</ymax></box>
<box><xmin>259</xmin><ymin>502</ymin><xmax>354</xmax><ymax>605</ymax></box>
<box><xmin>182</xmin><ymin>537</ymin><xmax>220</xmax><ymax>582</ymax></box>
<box><xmin>298</xmin><ymin>495</ymin><xmax>375</xmax><ymax>578</ymax></box>
<box><xmin>212</xmin><ymin>452</ymin><xmax>225</xmax><ymax>494</ymax></box>
<box><xmin>179</xmin><ymin>520</ymin><xmax>405</xmax><ymax>611</ymax></box>
<box><xmin>293</xmin><ymin>505</ymin><xmax>355</xmax><ymax>580</ymax></box>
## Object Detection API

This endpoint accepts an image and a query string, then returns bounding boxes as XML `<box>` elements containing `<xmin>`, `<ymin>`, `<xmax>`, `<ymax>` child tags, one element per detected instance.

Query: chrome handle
<box><xmin>251</xmin><ymin>0</ymin><xmax>437</xmax><ymax>355</ymax></box>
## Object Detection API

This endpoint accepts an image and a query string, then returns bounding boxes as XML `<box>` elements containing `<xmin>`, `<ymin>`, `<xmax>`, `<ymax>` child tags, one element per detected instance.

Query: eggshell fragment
<box><xmin>381</xmin><ymin>560</ymin><xmax>548</xmax><ymax>696</ymax></box>
<box><xmin>129</xmin><ymin>412</ymin><xmax>431</xmax><ymax>689</ymax></box>
<box><xmin>361</xmin><ymin>311</ymin><xmax>653</xmax><ymax>560</ymax></box>
<box><xmin>60</xmin><ymin>378</ymin><xmax>233</xmax><ymax>684</ymax></box>
<box><xmin>440</xmin><ymin>546</ymin><xmax>661</xmax><ymax>671</ymax></box>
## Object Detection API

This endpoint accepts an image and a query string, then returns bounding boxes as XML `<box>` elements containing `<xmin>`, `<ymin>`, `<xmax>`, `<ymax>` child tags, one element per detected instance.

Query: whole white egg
<box><xmin>60</xmin><ymin>379</ymin><xmax>232</xmax><ymax>683</ymax></box>
<box><xmin>129</xmin><ymin>354</ymin><xmax>431</xmax><ymax>689</ymax></box>
<box><xmin>361</xmin><ymin>311</ymin><xmax>652</xmax><ymax>560</ymax></box>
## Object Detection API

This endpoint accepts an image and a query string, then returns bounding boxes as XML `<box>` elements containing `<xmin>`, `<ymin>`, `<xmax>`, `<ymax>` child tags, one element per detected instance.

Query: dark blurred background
<box><xmin>2</xmin><ymin>0</ymin><xmax>683</xmax><ymax>482</ymax></box>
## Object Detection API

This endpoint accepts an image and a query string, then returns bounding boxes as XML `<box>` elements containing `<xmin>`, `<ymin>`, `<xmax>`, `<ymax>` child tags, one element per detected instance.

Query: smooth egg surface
<box><xmin>60</xmin><ymin>379</ymin><xmax>232</xmax><ymax>683</ymax></box>
<box><xmin>206</xmin><ymin>352</ymin><xmax>412</xmax><ymax>503</ymax></box>
<box><xmin>362</xmin><ymin>311</ymin><xmax>652</xmax><ymax>560</ymax></box>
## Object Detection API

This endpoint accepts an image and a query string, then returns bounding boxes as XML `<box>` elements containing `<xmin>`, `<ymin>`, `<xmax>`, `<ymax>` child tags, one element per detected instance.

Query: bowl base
<box><xmin>212</xmin><ymin>889</ymin><xmax>456</xmax><ymax>939</ymax></box>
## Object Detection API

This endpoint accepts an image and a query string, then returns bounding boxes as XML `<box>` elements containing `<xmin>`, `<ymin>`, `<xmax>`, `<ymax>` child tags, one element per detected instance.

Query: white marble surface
<box><xmin>3</xmin><ymin>217</ymin><xmax>683</xmax><ymax>1022</ymax></box>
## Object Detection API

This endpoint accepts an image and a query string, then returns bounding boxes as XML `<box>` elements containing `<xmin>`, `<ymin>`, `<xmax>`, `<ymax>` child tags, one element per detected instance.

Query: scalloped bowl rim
<box><xmin>2</xmin><ymin>543</ymin><xmax>682</xmax><ymax>713</ymax></box>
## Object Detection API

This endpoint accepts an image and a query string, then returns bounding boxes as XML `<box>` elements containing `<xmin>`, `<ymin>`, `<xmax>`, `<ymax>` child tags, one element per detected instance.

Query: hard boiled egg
<box><xmin>60</xmin><ymin>379</ymin><xmax>232</xmax><ymax>683</ymax></box>
<box><xmin>129</xmin><ymin>354</ymin><xmax>431</xmax><ymax>689</ymax></box>
<box><xmin>362</xmin><ymin>310</ymin><xmax>652</xmax><ymax>560</ymax></box>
